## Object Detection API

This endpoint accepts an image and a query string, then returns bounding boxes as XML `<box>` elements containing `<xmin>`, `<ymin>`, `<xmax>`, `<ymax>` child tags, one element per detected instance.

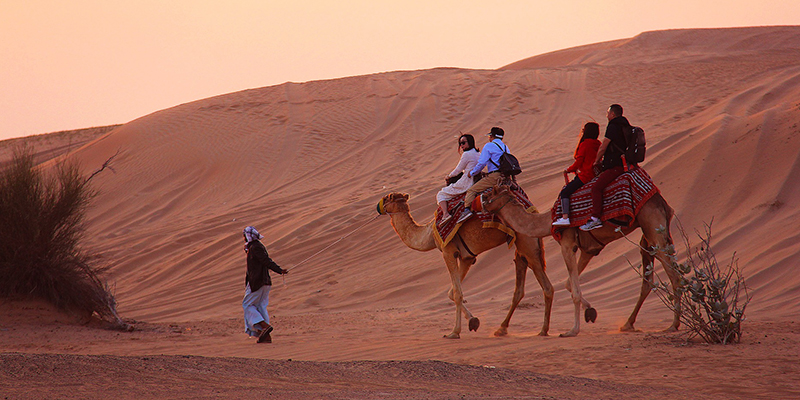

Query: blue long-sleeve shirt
<box><xmin>470</xmin><ymin>139</ymin><xmax>509</xmax><ymax>176</ymax></box>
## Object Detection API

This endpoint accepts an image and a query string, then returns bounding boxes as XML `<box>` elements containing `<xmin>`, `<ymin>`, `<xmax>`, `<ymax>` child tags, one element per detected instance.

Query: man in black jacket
<box><xmin>580</xmin><ymin>104</ymin><xmax>631</xmax><ymax>231</ymax></box>
<box><xmin>242</xmin><ymin>226</ymin><xmax>288</xmax><ymax>343</ymax></box>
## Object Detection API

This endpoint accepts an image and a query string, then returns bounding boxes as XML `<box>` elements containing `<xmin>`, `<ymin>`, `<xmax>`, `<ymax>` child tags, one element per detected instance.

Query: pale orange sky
<box><xmin>1</xmin><ymin>0</ymin><xmax>798</xmax><ymax>140</ymax></box>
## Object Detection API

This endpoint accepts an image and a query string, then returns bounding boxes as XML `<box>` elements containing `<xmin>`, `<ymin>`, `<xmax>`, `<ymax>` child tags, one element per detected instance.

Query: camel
<box><xmin>378</xmin><ymin>192</ymin><xmax>553</xmax><ymax>339</ymax></box>
<box><xmin>481</xmin><ymin>184</ymin><xmax>680</xmax><ymax>337</ymax></box>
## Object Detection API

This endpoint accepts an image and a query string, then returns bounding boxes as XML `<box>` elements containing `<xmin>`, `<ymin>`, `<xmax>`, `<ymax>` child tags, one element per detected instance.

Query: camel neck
<box><xmin>497</xmin><ymin>201</ymin><xmax>553</xmax><ymax>238</ymax></box>
<box><xmin>389</xmin><ymin>211</ymin><xmax>437</xmax><ymax>251</ymax></box>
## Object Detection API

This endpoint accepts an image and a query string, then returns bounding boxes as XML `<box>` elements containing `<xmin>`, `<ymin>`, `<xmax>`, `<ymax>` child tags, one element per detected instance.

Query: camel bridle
<box><xmin>377</xmin><ymin>196</ymin><xmax>409</xmax><ymax>216</ymax></box>
<box><xmin>482</xmin><ymin>191</ymin><xmax>515</xmax><ymax>214</ymax></box>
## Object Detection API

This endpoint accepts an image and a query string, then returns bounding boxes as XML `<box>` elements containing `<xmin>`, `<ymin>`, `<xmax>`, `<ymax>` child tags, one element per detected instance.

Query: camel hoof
<box><xmin>468</xmin><ymin>317</ymin><xmax>480</xmax><ymax>332</ymax></box>
<box><xmin>493</xmin><ymin>327</ymin><xmax>508</xmax><ymax>337</ymax></box>
<box><xmin>619</xmin><ymin>324</ymin><xmax>639</xmax><ymax>332</ymax></box>
<box><xmin>585</xmin><ymin>307</ymin><xmax>597</xmax><ymax>323</ymax></box>
<box><xmin>443</xmin><ymin>333</ymin><xmax>460</xmax><ymax>339</ymax></box>
<box><xmin>537</xmin><ymin>330</ymin><xmax>549</xmax><ymax>337</ymax></box>
<box><xmin>663</xmin><ymin>326</ymin><xmax>679</xmax><ymax>333</ymax></box>
<box><xmin>559</xmin><ymin>330</ymin><xmax>579</xmax><ymax>338</ymax></box>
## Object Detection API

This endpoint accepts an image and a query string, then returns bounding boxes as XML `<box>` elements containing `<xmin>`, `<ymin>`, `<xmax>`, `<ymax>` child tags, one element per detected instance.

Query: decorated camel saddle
<box><xmin>434</xmin><ymin>179</ymin><xmax>537</xmax><ymax>248</ymax></box>
<box><xmin>551</xmin><ymin>166</ymin><xmax>659</xmax><ymax>237</ymax></box>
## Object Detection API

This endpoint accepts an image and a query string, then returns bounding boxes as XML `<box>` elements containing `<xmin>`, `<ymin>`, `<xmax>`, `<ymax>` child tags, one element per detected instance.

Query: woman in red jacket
<box><xmin>553</xmin><ymin>122</ymin><xmax>601</xmax><ymax>226</ymax></box>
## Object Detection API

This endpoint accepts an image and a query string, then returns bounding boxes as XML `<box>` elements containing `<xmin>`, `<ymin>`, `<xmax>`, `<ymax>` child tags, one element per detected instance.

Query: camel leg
<box><xmin>457</xmin><ymin>257</ymin><xmax>480</xmax><ymax>332</ymax></box>
<box><xmin>495</xmin><ymin>253</ymin><xmax>527</xmax><ymax>337</ymax></box>
<box><xmin>574</xmin><ymin>251</ymin><xmax>597</xmax><ymax>323</ymax></box>
<box><xmin>621</xmin><ymin>236</ymin><xmax>655</xmax><ymax>332</ymax></box>
<box><xmin>564</xmin><ymin>251</ymin><xmax>592</xmax><ymax>294</ymax></box>
<box><xmin>565</xmin><ymin>251</ymin><xmax>595</xmax><ymax>307</ymax></box>
<box><xmin>656</xmin><ymin>248</ymin><xmax>681</xmax><ymax>332</ymax></box>
<box><xmin>639</xmin><ymin>195</ymin><xmax>681</xmax><ymax>332</ymax></box>
<box><xmin>445</xmin><ymin>258</ymin><xmax>476</xmax><ymax>315</ymax></box>
<box><xmin>444</xmin><ymin>254</ymin><xmax>464</xmax><ymax>339</ymax></box>
<box><xmin>525</xmin><ymin>237</ymin><xmax>553</xmax><ymax>336</ymax></box>
<box><xmin>640</xmin><ymin>224</ymin><xmax>681</xmax><ymax>331</ymax></box>
<box><xmin>443</xmin><ymin>253</ymin><xmax>477</xmax><ymax>339</ymax></box>
<box><xmin>529</xmin><ymin>247</ymin><xmax>555</xmax><ymax>336</ymax></box>
<box><xmin>559</xmin><ymin>232</ymin><xmax>583</xmax><ymax>337</ymax></box>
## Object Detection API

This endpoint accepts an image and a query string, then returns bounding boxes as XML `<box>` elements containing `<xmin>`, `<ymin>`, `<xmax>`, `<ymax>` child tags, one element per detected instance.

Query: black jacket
<box><xmin>602</xmin><ymin>116</ymin><xmax>631</xmax><ymax>170</ymax></box>
<box><xmin>245</xmin><ymin>240</ymin><xmax>285</xmax><ymax>291</ymax></box>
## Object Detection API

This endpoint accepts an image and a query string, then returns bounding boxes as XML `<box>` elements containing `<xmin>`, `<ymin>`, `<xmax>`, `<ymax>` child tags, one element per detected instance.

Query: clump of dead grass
<box><xmin>0</xmin><ymin>146</ymin><xmax>127</xmax><ymax>329</ymax></box>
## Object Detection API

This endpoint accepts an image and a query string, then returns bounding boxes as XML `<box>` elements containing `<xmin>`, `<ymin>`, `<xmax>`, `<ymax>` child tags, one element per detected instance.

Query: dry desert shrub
<box><xmin>625</xmin><ymin>220</ymin><xmax>751</xmax><ymax>344</ymax></box>
<box><xmin>0</xmin><ymin>146</ymin><xmax>127</xmax><ymax>329</ymax></box>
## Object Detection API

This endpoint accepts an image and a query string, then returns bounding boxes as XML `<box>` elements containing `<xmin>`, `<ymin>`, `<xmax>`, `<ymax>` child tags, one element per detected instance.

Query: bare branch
<box><xmin>624</xmin><ymin>217</ymin><xmax>752</xmax><ymax>344</ymax></box>
<box><xmin>84</xmin><ymin>149</ymin><xmax>120</xmax><ymax>184</ymax></box>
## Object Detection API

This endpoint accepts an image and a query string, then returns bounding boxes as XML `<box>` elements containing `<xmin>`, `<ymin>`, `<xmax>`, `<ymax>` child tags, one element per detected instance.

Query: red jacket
<box><xmin>566</xmin><ymin>139</ymin><xmax>601</xmax><ymax>183</ymax></box>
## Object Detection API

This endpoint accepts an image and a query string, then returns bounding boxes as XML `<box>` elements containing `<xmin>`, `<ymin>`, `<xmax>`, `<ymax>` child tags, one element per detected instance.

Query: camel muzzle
<box><xmin>376</xmin><ymin>198</ymin><xmax>386</xmax><ymax>215</ymax></box>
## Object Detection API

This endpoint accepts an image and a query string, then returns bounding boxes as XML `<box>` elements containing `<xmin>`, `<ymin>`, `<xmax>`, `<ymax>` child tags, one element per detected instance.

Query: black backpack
<box><xmin>615</xmin><ymin>125</ymin><xmax>647</xmax><ymax>166</ymax></box>
<box><xmin>490</xmin><ymin>142</ymin><xmax>522</xmax><ymax>176</ymax></box>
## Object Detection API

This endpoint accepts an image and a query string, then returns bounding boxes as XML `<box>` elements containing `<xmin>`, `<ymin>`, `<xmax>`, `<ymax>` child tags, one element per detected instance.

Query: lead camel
<box><xmin>378</xmin><ymin>192</ymin><xmax>553</xmax><ymax>339</ymax></box>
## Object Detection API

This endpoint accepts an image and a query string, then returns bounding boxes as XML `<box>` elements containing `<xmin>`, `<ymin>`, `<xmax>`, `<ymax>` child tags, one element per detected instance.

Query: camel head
<box><xmin>377</xmin><ymin>192</ymin><xmax>410</xmax><ymax>215</ymax></box>
<box><xmin>481</xmin><ymin>185</ymin><xmax>516</xmax><ymax>214</ymax></box>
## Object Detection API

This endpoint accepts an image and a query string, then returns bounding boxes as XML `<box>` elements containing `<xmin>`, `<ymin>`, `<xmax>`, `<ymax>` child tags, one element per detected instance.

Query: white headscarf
<box><xmin>243</xmin><ymin>226</ymin><xmax>263</xmax><ymax>243</ymax></box>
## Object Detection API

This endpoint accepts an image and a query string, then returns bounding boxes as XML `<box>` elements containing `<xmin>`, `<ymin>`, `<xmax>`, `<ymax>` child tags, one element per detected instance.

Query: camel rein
<box><xmin>485</xmin><ymin>192</ymin><xmax>515</xmax><ymax>213</ymax></box>
<box><xmin>285</xmin><ymin>214</ymin><xmax>382</xmax><ymax>273</ymax></box>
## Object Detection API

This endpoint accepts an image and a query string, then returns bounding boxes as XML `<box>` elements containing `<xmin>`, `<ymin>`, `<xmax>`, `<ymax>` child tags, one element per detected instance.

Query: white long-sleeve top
<box><xmin>437</xmin><ymin>148</ymin><xmax>480</xmax><ymax>203</ymax></box>
<box><xmin>448</xmin><ymin>148</ymin><xmax>480</xmax><ymax>179</ymax></box>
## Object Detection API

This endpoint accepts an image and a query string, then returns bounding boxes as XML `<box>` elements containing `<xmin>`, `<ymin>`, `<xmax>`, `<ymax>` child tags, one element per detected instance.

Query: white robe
<box><xmin>242</xmin><ymin>283</ymin><xmax>271</xmax><ymax>337</ymax></box>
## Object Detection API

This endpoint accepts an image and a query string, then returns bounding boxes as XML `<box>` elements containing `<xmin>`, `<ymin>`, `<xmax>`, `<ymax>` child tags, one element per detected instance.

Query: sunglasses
<box><xmin>459</xmin><ymin>141</ymin><xmax>468</xmax><ymax>145</ymax></box>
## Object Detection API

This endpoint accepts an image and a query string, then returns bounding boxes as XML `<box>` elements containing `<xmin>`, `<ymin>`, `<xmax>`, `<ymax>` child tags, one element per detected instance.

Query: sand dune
<box><xmin>59</xmin><ymin>26</ymin><xmax>800</xmax><ymax>323</ymax></box>
<box><xmin>3</xmin><ymin>26</ymin><xmax>800</xmax><ymax>398</ymax></box>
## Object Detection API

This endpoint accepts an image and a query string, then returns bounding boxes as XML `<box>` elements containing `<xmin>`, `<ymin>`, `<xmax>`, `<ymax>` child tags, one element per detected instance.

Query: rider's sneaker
<box><xmin>456</xmin><ymin>208</ymin><xmax>473</xmax><ymax>224</ymax></box>
<box><xmin>552</xmin><ymin>217</ymin><xmax>571</xmax><ymax>226</ymax></box>
<box><xmin>579</xmin><ymin>217</ymin><xmax>603</xmax><ymax>231</ymax></box>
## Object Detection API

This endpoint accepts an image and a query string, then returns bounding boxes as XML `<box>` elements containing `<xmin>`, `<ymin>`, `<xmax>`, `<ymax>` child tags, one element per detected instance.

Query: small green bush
<box><xmin>0</xmin><ymin>146</ymin><xmax>123</xmax><ymax>326</ymax></box>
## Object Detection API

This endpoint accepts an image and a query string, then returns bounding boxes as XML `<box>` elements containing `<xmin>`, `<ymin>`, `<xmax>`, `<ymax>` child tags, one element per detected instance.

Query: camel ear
<box><xmin>402</xmin><ymin>194</ymin><xmax>409</xmax><ymax>201</ymax></box>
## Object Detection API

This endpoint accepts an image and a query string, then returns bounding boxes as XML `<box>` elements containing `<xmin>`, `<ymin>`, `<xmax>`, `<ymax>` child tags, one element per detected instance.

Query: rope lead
<box><xmin>285</xmin><ymin>213</ymin><xmax>382</xmax><ymax>273</ymax></box>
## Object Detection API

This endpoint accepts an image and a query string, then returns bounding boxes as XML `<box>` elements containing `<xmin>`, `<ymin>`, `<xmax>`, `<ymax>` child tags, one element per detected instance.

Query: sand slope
<box><xmin>55</xmin><ymin>26</ymin><xmax>800</xmax><ymax>324</ymax></box>
<box><xmin>4</xmin><ymin>26</ymin><xmax>800</xmax><ymax>398</ymax></box>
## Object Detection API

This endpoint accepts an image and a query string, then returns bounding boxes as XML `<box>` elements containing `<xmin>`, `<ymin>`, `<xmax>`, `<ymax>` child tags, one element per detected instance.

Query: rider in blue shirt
<box><xmin>458</xmin><ymin>127</ymin><xmax>509</xmax><ymax>224</ymax></box>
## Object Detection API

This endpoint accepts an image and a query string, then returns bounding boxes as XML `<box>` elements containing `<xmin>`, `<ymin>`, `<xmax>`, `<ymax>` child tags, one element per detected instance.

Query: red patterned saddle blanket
<box><xmin>434</xmin><ymin>180</ymin><xmax>537</xmax><ymax>248</ymax></box>
<box><xmin>550</xmin><ymin>167</ymin><xmax>659</xmax><ymax>237</ymax></box>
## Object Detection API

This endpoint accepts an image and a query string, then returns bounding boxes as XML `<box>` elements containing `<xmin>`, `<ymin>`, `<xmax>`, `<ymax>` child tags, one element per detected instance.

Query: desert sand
<box><xmin>2</xmin><ymin>26</ymin><xmax>800</xmax><ymax>399</ymax></box>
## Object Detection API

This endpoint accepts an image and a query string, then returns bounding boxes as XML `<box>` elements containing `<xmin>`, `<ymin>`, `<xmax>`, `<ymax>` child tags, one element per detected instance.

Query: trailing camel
<box><xmin>378</xmin><ymin>192</ymin><xmax>553</xmax><ymax>339</ymax></box>
<box><xmin>481</xmin><ymin>184</ymin><xmax>680</xmax><ymax>337</ymax></box>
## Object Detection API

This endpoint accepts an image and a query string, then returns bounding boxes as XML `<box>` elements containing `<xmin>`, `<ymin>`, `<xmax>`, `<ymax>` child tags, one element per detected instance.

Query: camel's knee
<box><xmin>543</xmin><ymin>285</ymin><xmax>554</xmax><ymax>299</ymax></box>
<box><xmin>448</xmin><ymin>290</ymin><xmax>465</xmax><ymax>306</ymax></box>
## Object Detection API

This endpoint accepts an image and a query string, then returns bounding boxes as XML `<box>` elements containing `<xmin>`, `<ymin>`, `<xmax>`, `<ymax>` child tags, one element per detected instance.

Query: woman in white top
<box><xmin>437</xmin><ymin>134</ymin><xmax>481</xmax><ymax>223</ymax></box>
